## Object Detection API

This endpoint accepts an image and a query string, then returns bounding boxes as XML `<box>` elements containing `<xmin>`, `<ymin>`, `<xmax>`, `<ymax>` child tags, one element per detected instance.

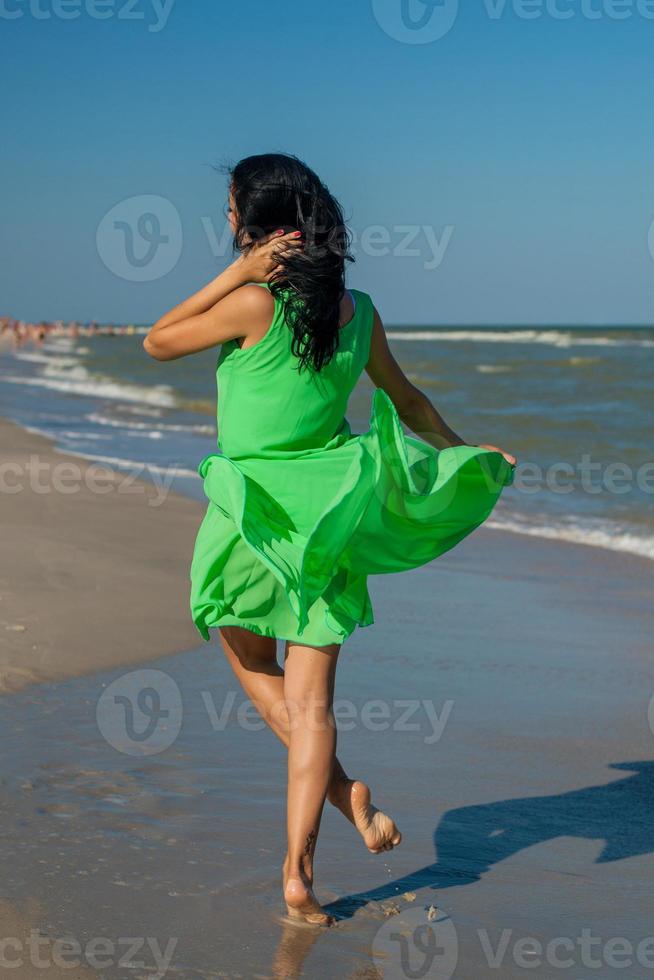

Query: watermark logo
<box><xmin>372</xmin><ymin>0</ymin><xmax>654</xmax><ymax>42</ymax></box>
<box><xmin>200</xmin><ymin>691</ymin><xmax>454</xmax><ymax>745</ymax></box>
<box><xmin>0</xmin><ymin>0</ymin><xmax>176</xmax><ymax>32</ymax></box>
<box><xmin>0</xmin><ymin>929</ymin><xmax>178</xmax><ymax>980</ymax></box>
<box><xmin>0</xmin><ymin>931</ymin><xmax>177</xmax><ymax>978</ymax></box>
<box><xmin>372</xmin><ymin>0</ymin><xmax>459</xmax><ymax>43</ymax></box>
<box><xmin>373</xmin><ymin>916</ymin><xmax>654</xmax><ymax>976</ymax></box>
<box><xmin>372</xmin><ymin>906</ymin><xmax>459</xmax><ymax>979</ymax></box>
<box><xmin>96</xmin><ymin>686</ymin><xmax>454</xmax><ymax>752</ymax></box>
<box><xmin>0</xmin><ymin>455</ymin><xmax>180</xmax><ymax>507</ymax></box>
<box><xmin>96</xmin><ymin>195</ymin><xmax>182</xmax><ymax>282</ymax></box>
<box><xmin>96</xmin><ymin>669</ymin><xmax>182</xmax><ymax>756</ymax></box>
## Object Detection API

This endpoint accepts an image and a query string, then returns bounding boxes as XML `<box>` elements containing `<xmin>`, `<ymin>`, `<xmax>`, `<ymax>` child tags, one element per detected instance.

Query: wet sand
<box><xmin>1</xmin><ymin>425</ymin><xmax>653</xmax><ymax>978</ymax></box>
<box><xmin>0</xmin><ymin>417</ymin><xmax>201</xmax><ymax>693</ymax></box>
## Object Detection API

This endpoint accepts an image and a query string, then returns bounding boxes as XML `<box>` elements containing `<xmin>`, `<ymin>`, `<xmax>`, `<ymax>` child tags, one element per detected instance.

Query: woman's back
<box><xmin>215</xmin><ymin>286</ymin><xmax>374</xmax><ymax>460</ymax></box>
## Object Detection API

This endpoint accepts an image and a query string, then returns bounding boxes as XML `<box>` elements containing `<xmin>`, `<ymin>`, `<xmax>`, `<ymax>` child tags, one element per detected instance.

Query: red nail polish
<box><xmin>293</xmin><ymin>231</ymin><xmax>302</xmax><ymax>238</ymax></box>
<box><xmin>276</xmin><ymin>229</ymin><xmax>284</xmax><ymax>235</ymax></box>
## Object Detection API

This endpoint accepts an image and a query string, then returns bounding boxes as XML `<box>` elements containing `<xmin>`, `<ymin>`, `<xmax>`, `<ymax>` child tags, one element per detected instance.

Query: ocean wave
<box><xmin>11</xmin><ymin>353</ymin><xmax>84</xmax><ymax>372</ymax></box>
<box><xmin>87</xmin><ymin>412</ymin><xmax>214</xmax><ymax>436</ymax></box>
<box><xmin>126</xmin><ymin>430</ymin><xmax>164</xmax><ymax>440</ymax></box>
<box><xmin>42</xmin><ymin>337</ymin><xmax>77</xmax><ymax>353</ymax></box>
<box><xmin>12</xmin><ymin>350</ymin><xmax>63</xmax><ymax>364</ymax></box>
<box><xmin>0</xmin><ymin>373</ymin><xmax>177</xmax><ymax>408</ymax></box>
<box><xmin>387</xmin><ymin>329</ymin><xmax>654</xmax><ymax>349</ymax></box>
<box><xmin>53</xmin><ymin>447</ymin><xmax>199</xmax><ymax>479</ymax></box>
<box><xmin>476</xmin><ymin>364</ymin><xmax>513</xmax><ymax>373</ymax></box>
<box><xmin>58</xmin><ymin>430</ymin><xmax>114</xmax><ymax>442</ymax></box>
<box><xmin>486</xmin><ymin>514</ymin><xmax>654</xmax><ymax>561</ymax></box>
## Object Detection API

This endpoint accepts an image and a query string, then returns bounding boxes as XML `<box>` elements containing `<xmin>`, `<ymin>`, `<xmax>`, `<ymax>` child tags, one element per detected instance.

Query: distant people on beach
<box><xmin>0</xmin><ymin>315</ymin><xmax>143</xmax><ymax>348</ymax></box>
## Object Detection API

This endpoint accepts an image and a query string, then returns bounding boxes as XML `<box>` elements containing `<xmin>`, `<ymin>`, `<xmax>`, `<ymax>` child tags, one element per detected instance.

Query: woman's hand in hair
<box><xmin>236</xmin><ymin>229</ymin><xmax>303</xmax><ymax>284</ymax></box>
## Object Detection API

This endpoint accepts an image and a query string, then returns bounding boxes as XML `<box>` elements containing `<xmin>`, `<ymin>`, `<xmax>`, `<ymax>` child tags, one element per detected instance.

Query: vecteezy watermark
<box><xmin>510</xmin><ymin>455</ymin><xmax>654</xmax><ymax>496</ymax></box>
<box><xmin>476</xmin><ymin>929</ymin><xmax>654</xmax><ymax>971</ymax></box>
<box><xmin>0</xmin><ymin>931</ymin><xmax>177</xmax><ymax>978</ymax></box>
<box><xmin>0</xmin><ymin>455</ymin><xmax>181</xmax><ymax>507</ymax></box>
<box><xmin>96</xmin><ymin>669</ymin><xmax>183</xmax><ymax>756</ymax></box>
<box><xmin>201</xmin><ymin>215</ymin><xmax>455</xmax><ymax>272</ymax></box>
<box><xmin>372</xmin><ymin>911</ymin><xmax>654</xmax><ymax>978</ymax></box>
<box><xmin>98</xmin><ymin>196</ymin><xmax>454</xmax><ymax>281</ymax></box>
<box><xmin>372</xmin><ymin>0</ymin><xmax>460</xmax><ymax>44</ymax></box>
<box><xmin>372</xmin><ymin>0</ymin><xmax>654</xmax><ymax>44</ymax></box>
<box><xmin>483</xmin><ymin>0</ymin><xmax>654</xmax><ymax>21</ymax></box>
<box><xmin>96</xmin><ymin>195</ymin><xmax>183</xmax><ymax>282</ymax></box>
<box><xmin>0</xmin><ymin>0</ymin><xmax>176</xmax><ymax>32</ymax></box>
<box><xmin>350</xmin><ymin>224</ymin><xmax>454</xmax><ymax>271</ymax></box>
<box><xmin>96</xmin><ymin>671</ymin><xmax>455</xmax><ymax>755</ymax></box>
<box><xmin>373</xmin><ymin>906</ymin><xmax>459</xmax><ymax>980</ymax></box>
<box><xmin>201</xmin><ymin>691</ymin><xmax>454</xmax><ymax>746</ymax></box>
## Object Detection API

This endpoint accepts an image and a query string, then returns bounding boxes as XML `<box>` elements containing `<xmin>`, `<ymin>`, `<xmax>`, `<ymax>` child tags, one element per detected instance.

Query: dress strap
<box><xmin>348</xmin><ymin>289</ymin><xmax>374</xmax><ymax>362</ymax></box>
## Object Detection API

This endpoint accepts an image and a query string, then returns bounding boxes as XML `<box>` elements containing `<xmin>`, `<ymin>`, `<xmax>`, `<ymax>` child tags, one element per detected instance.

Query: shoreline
<box><xmin>1</xmin><ymin>413</ymin><xmax>652</xmax><ymax>695</ymax></box>
<box><xmin>1</xmin><ymin>413</ymin><xmax>653</xmax><ymax>976</ymax></box>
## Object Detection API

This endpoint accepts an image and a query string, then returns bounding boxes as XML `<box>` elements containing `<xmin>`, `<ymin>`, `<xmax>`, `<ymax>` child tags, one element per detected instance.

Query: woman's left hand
<box><xmin>478</xmin><ymin>444</ymin><xmax>517</xmax><ymax>466</ymax></box>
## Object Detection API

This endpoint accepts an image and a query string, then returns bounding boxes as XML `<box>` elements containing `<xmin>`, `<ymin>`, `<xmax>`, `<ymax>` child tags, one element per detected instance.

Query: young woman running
<box><xmin>145</xmin><ymin>153</ymin><xmax>515</xmax><ymax>925</ymax></box>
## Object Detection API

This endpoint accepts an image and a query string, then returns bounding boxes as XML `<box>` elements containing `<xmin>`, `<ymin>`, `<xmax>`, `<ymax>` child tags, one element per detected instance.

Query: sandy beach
<box><xmin>1</xmin><ymin>416</ymin><xmax>653</xmax><ymax>977</ymax></box>
<box><xmin>0</xmin><ymin>417</ymin><xmax>202</xmax><ymax>693</ymax></box>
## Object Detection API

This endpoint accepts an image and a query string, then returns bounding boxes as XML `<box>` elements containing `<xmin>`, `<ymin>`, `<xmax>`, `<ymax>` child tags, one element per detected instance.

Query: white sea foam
<box><xmin>387</xmin><ymin>329</ymin><xmax>654</xmax><ymax>349</ymax></box>
<box><xmin>12</xmin><ymin>350</ymin><xmax>60</xmax><ymax>364</ymax></box>
<box><xmin>59</xmin><ymin>430</ymin><xmax>114</xmax><ymax>442</ymax></box>
<box><xmin>126</xmin><ymin>430</ymin><xmax>164</xmax><ymax>440</ymax></box>
<box><xmin>87</xmin><ymin>412</ymin><xmax>214</xmax><ymax>436</ymax></box>
<box><xmin>0</xmin><ymin>373</ymin><xmax>177</xmax><ymax>408</ymax></box>
<box><xmin>476</xmin><ymin>364</ymin><xmax>513</xmax><ymax>373</ymax></box>
<box><xmin>486</xmin><ymin>514</ymin><xmax>654</xmax><ymax>561</ymax></box>
<box><xmin>53</xmin><ymin>447</ymin><xmax>199</xmax><ymax>479</ymax></box>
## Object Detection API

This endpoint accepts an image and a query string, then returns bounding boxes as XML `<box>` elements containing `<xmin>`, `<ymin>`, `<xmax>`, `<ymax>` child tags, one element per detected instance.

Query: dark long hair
<box><xmin>228</xmin><ymin>153</ymin><xmax>354</xmax><ymax>372</ymax></box>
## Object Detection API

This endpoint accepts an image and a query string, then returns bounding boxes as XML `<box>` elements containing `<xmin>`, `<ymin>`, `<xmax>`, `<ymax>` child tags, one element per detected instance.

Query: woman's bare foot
<box><xmin>282</xmin><ymin>857</ymin><xmax>334</xmax><ymax>927</ymax></box>
<box><xmin>328</xmin><ymin>778</ymin><xmax>402</xmax><ymax>854</ymax></box>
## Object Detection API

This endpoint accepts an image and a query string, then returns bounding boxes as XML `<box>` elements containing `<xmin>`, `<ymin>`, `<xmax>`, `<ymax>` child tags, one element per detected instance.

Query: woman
<box><xmin>144</xmin><ymin>153</ymin><xmax>515</xmax><ymax>925</ymax></box>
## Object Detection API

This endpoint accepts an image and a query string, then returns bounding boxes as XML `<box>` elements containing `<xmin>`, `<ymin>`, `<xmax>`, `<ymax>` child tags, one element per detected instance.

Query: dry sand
<box><xmin>0</xmin><ymin>417</ymin><xmax>203</xmax><ymax>694</ymax></box>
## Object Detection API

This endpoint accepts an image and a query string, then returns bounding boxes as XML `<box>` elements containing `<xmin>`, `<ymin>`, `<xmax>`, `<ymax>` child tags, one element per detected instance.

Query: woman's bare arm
<box><xmin>143</xmin><ymin>231</ymin><xmax>300</xmax><ymax>361</ymax></box>
<box><xmin>366</xmin><ymin>307</ymin><xmax>516</xmax><ymax>464</ymax></box>
<box><xmin>365</xmin><ymin>308</ymin><xmax>466</xmax><ymax>450</ymax></box>
<box><xmin>143</xmin><ymin>282</ymin><xmax>273</xmax><ymax>362</ymax></box>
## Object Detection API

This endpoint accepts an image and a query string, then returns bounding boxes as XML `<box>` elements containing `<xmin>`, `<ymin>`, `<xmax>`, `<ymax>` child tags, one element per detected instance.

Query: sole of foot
<box><xmin>332</xmin><ymin>779</ymin><xmax>402</xmax><ymax>854</ymax></box>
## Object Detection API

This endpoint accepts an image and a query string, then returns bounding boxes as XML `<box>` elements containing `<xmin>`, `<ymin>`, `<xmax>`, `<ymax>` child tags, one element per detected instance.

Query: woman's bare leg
<box><xmin>219</xmin><ymin>627</ymin><xmax>401</xmax><ymax>854</ymax></box>
<box><xmin>282</xmin><ymin>640</ymin><xmax>339</xmax><ymax>924</ymax></box>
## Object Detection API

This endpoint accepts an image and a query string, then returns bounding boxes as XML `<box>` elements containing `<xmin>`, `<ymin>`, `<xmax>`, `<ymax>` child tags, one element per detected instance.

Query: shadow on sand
<box><xmin>270</xmin><ymin>762</ymin><xmax>654</xmax><ymax>977</ymax></box>
<box><xmin>326</xmin><ymin>761</ymin><xmax>654</xmax><ymax>920</ymax></box>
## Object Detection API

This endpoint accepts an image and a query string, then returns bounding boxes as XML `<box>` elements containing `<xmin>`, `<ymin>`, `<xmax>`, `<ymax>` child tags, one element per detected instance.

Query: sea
<box><xmin>1</xmin><ymin>324</ymin><xmax>653</xmax><ymax>561</ymax></box>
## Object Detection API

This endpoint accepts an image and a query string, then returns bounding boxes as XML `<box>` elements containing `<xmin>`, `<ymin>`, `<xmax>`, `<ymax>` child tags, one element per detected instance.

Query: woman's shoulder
<box><xmin>227</xmin><ymin>283</ymin><xmax>277</xmax><ymax>325</ymax></box>
<box><xmin>348</xmin><ymin>288</ymin><xmax>376</xmax><ymax>322</ymax></box>
<box><xmin>349</xmin><ymin>287</ymin><xmax>375</xmax><ymax>309</ymax></box>
<box><xmin>349</xmin><ymin>286</ymin><xmax>372</xmax><ymax>301</ymax></box>
<box><xmin>233</xmin><ymin>282</ymin><xmax>277</xmax><ymax>311</ymax></box>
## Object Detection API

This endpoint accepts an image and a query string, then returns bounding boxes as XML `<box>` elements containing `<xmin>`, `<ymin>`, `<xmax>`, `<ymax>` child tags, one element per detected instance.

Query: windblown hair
<box><xmin>228</xmin><ymin>153</ymin><xmax>354</xmax><ymax>372</ymax></box>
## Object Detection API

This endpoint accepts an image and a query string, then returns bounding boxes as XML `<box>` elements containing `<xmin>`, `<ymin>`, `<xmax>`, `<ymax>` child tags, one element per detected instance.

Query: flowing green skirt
<box><xmin>190</xmin><ymin>389</ymin><xmax>513</xmax><ymax>646</ymax></box>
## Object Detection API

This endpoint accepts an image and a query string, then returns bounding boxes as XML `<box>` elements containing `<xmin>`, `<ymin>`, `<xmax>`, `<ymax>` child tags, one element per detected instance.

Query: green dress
<box><xmin>190</xmin><ymin>285</ymin><xmax>513</xmax><ymax>647</ymax></box>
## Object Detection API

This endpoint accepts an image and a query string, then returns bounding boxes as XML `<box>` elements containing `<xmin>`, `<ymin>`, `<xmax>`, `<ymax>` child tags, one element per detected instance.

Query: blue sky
<box><xmin>2</xmin><ymin>0</ymin><xmax>654</xmax><ymax>325</ymax></box>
